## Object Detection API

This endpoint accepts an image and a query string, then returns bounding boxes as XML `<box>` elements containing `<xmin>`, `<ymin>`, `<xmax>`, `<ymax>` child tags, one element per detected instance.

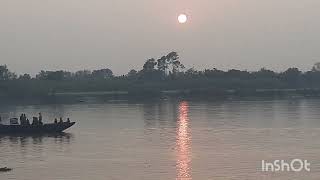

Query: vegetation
<box><xmin>2</xmin><ymin>52</ymin><xmax>320</xmax><ymax>98</ymax></box>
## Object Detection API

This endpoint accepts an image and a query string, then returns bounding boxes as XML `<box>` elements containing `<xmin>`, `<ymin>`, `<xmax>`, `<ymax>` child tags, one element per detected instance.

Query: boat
<box><xmin>0</xmin><ymin>167</ymin><xmax>12</xmax><ymax>172</ymax></box>
<box><xmin>0</xmin><ymin>122</ymin><xmax>75</xmax><ymax>134</ymax></box>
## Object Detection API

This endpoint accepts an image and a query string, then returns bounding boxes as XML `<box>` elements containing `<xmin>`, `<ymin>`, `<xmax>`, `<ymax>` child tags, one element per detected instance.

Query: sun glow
<box><xmin>178</xmin><ymin>14</ymin><xmax>188</xmax><ymax>24</ymax></box>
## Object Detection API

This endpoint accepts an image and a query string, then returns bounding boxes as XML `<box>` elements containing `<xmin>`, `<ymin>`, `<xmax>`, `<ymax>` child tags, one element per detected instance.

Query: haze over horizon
<box><xmin>1</xmin><ymin>0</ymin><xmax>320</xmax><ymax>75</ymax></box>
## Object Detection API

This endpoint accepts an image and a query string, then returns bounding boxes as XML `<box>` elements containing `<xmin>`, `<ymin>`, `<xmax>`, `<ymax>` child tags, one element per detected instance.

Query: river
<box><xmin>1</xmin><ymin>97</ymin><xmax>320</xmax><ymax>179</ymax></box>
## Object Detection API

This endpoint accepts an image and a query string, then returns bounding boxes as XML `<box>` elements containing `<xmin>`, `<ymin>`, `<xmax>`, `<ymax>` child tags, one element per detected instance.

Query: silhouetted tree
<box><xmin>92</xmin><ymin>68</ymin><xmax>113</xmax><ymax>79</ymax></box>
<box><xmin>74</xmin><ymin>70</ymin><xmax>91</xmax><ymax>80</ymax></box>
<box><xmin>225</xmin><ymin>69</ymin><xmax>250</xmax><ymax>79</ymax></box>
<box><xmin>127</xmin><ymin>69</ymin><xmax>138</xmax><ymax>80</ymax></box>
<box><xmin>166</xmin><ymin>52</ymin><xmax>184</xmax><ymax>75</ymax></box>
<box><xmin>185</xmin><ymin>68</ymin><xmax>199</xmax><ymax>78</ymax></box>
<box><xmin>312</xmin><ymin>62</ymin><xmax>320</xmax><ymax>72</ymax></box>
<box><xmin>157</xmin><ymin>56</ymin><xmax>167</xmax><ymax>72</ymax></box>
<box><xmin>0</xmin><ymin>65</ymin><xmax>17</xmax><ymax>80</ymax></box>
<box><xmin>18</xmin><ymin>74</ymin><xmax>31</xmax><ymax>80</ymax></box>
<box><xmin>279</xmin><ymin>68</ymin><xmax>302</xmax><ymax>86</ymax></box>
<box><xmin>36</xmin><ymin>70</ymin><xmax>72</xmax><ymax>80</ymax></box>
<box><xmin>252</xmin><ymin>68</ymin><xmax>277</xmax><ymax>79</ymax></box>
<box><xmin>143</xmin><ymin>58</ymin><xmax>157</xmax><ymax>72</ymax></box>
<box><xmin>204</xmin><ymin>68</ymin><xmax>225</xmax><ymax>78</ymax></box>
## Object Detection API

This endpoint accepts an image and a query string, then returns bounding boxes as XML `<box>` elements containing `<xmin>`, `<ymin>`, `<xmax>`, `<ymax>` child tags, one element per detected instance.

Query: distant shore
<box><xmin>52</xmin><ymin>88</ymin><xmax>320</xmax><ymax>98</ymax></box>
<box><xmin>2</xmin><ymin>52</ymin><xmax>320</xmax><ymax>100</ymax></box>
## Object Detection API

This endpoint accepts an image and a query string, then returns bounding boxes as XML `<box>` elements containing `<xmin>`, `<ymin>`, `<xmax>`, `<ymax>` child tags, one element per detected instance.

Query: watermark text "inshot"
<box><xmin>262</xmin><ymin>159</ymin><xmax>310</xmax><ymax>172</ymax></box>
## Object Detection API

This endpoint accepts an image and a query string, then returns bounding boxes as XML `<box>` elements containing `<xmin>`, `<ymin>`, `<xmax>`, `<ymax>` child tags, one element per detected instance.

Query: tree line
<box><xmin>2</xmin><ymin>52</ymin><xmax>320</xmax><ymax>97</ymax></box>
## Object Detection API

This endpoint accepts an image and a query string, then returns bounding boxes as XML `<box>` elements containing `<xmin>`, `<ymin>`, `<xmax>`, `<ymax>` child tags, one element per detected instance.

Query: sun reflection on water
<box><xmin>176</xmin><ymin>101</ymin><xmax>192</xmax><ymax>180</ymax></box>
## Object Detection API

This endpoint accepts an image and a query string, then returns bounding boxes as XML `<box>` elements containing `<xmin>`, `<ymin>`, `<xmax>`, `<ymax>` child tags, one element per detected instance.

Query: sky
<box><xmin>1</xmin><ymin>0</ymin><xmax>320</xmax><ymax>75</ymax></box>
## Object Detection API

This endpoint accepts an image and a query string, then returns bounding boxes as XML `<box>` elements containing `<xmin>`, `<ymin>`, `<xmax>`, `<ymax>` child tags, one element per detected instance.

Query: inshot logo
<box><xmin>261</xmin><ymin>159</ymin><xmax>311</xmax><ymax>172</ymax></box>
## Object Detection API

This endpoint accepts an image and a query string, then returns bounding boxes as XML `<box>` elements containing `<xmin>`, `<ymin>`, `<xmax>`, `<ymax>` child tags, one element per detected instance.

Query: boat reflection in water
<box><xmin>176</xmin><ymin>101</ymin><xmax>192</xmax><ymax>180</ymax></box>
<box><xmin>0</xmin><ymin>132</ymin><xmax>74</xmax><ymax>147</ymax></box>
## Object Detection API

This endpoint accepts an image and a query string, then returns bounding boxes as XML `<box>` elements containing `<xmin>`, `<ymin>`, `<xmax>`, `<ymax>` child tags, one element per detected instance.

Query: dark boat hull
<box><xmin>0</xmin><ymin>122</ymin><xmax>75</xmax><ymax>134</ymax></box>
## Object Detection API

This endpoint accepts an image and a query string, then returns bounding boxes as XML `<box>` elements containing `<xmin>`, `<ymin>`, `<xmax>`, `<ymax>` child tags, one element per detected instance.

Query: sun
<box><xmin>178</xmin><ymin>14</ymin><xmax>188</xmax><ymax>24</ymax></box>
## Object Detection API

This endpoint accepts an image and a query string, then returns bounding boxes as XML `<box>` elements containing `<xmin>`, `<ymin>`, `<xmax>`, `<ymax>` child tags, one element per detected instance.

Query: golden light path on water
<box><xmin>176</xmin><ymin>101</ymin><xmax>192</xmax><ymax>180</ymax></box>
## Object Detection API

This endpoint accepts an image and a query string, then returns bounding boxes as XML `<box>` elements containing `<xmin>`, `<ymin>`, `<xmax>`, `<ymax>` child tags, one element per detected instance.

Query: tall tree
<box><xmin>166</xmin><ymin>52</ymin><xmax>184</xmax><ymax>75</ymax></box>
<box><xmin>0</xmin><ymin>65</ymin><xmax>17</xmax><ymax>80</ymax></box>
<box><xmin>143</xmin><ymin>58</ymin><xmax>157</xmax><ymax>72</ymax></box>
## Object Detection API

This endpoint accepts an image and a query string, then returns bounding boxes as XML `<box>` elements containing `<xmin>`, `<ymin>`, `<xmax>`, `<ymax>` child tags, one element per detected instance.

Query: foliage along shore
<box><xmin>2</xmin><ymin>52</ymin><xmax>320</xmax><ymax>99</ymax></box>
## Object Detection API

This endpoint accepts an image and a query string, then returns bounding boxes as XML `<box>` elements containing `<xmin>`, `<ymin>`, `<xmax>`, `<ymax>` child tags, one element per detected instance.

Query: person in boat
<box><xmin>54</xmin><ymin>118</ymin><xmax>58</xmax><ymax>124</ymax></box>
<box><xmin>32</xmin><ymin>117</ymin><xmax>39</xmax><ymax>125</ymax></box>
<box><xmin>67</xmin><ymin>118</ymin><xmax>71</xmax><ymax>123</ymax></box>
<box><xmin>59</xmin><ymin>117</ymin><xmax>63</xmax><ymax>124</ymax></box>
<box><xmin>19</xmin><ymin>114</ymin><xmax>24</xmax><ymax>125</ymax></box>
<box><xmin>26</xmin><ymin>118</ymin><xmax>30</xmax><ymax>125</ymax></box>
<box><xmin>39</xmin><ymin>118</ymin><xmax>43</xmax><ymax>125</ymax></box>
<box><xmin>22</xmin><ymin>114</ymin><xmax>27</xmax><ymax>125</ymax></box>
<box><xmin>39</xmin><ymin>113</ymin><xmax>42</xmax><ymax>121</ymax></box>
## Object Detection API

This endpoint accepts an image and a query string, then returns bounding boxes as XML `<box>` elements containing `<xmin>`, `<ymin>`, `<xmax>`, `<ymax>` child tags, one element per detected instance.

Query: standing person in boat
<box><xmin>67</xmin><ymin>118</ymin><xmax>71</xmax><ymax>123</ymax></box>
<box><xmin>19</xmin><ymin>114</ymin><xmax>23</xmax><ymax>125</ymax></box>
<box><xmin>22</xmin><ymin>114</ymin><xmax>27</xmax><ymax>125</ymax></box>
<box><xmin>54</xmin><ymin>118</ymin><xmax>58</xmax><ymax>124</ymax></box>
<box><xmin>59</xmin><ymin>117</ymin><xmax>63</xmax><ymax>123</ymax></box>
<box><xmin>38</xmin><ymin>113</ymin><xmax>43</xmax><ymax>125</ymax></box>
<box><xmin>39</xmin><ymin>113</ymin><xmax>42</xmax><ymax>122</ymax></box>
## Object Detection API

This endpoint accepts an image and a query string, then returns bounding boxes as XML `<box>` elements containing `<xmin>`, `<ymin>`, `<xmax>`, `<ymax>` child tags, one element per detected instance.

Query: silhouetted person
<box><xmin>19</xmin><ymin>114</ymin><xmax>24</xmax><ymax>125</ymax></box>
<box><xmin>67</xmin><ymin>118</ymin><xmax>71</xmax><ymax>123</ymax></box>
<box><xmin>59</xmin><ymin>117</ymin><xmax>63</xmax><ymax>124</ymax></box>
<box><xmin>54</xmin><ymin>118</ymin><xmax>58</xmax><ymax>124</ymax></box>
<box><xmin>23</xmin><ymin>114</ymin><xmax>27</xmax><ymax>125</ymax></box>
<box><xmin>0</xmin><ymin>116</ymin><xmax>2</xmax><ymax>124</ymax></box>
<box><xmin>39</xmin><ymin>113</ymin><xmax>42</xmax><ymax>122</ymax></box>
<box><xmin>26</xmin><ymin>119</ymin><xmax>30</xmax><ymax>125</ymax></box>
<box><xmin>32</xmin><ymin>117</ymin><xmax>39</xmax><ymax>125</ymax></box>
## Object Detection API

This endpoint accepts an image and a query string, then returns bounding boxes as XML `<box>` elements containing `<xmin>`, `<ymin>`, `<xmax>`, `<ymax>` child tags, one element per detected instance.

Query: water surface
<box><xmin>1</xmin><ymin>98</ymin><xmax>320</xmax><ymax>179</ymax></box>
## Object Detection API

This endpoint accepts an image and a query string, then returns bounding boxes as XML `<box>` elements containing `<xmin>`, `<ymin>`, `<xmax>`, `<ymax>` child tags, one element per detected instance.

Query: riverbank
<box><xmin>53</xmin><ymin>88</ymin><xmax>320</xmax><ymax>97</ymax></box>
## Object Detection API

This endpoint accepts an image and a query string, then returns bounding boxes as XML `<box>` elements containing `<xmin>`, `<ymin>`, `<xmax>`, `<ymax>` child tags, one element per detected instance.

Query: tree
<box><xmin>92</xmin><ymin>68</ymin><xmax>113</xmax><ymax>79</ymax></box>
<box><xmin>185</xmin><ymin>68</ymin><xmax>199</xmax><ymax>78</ymax></box>
<box><xmin>225</xmin><ymin>69</ymin><xmax>250</xmax><ymax>79</ymax></box>
<box><xmin>143</xmin><ymin>58</ymin><xmax>157</xmax><ymax>72</ymax></box>
<box><xmin>127</xmin><ymin>69</ymin><xmax>138</xmax><ymax>79</ymax></box>
<box><xmin>0</xmin><ymin>65</ymin><xmax>9</xmax><ymax>80</ymax></box>
<box><xmin>252</xmin><ymin>68</ymin><xmax>276</xmax><ymax>79</ymax></box>
<box><xmin>166</xmin><ymin>52</ymin><xmax>184</xmax><ymax>74</ymax></box>
<box><xmin>279</xmin><ymin>68</ymin><xmax>302</xmax><ymax>85</ymax></box>
<box><xmin>157</xmin><ymin>56</ymin><xmax>167</xmax><ymax>71</ymax></box>
<box><xmin>312</xmin><ymin>62</ymin><xmax>320</xmax><ymax>72</ymax></box>
<box><xmin>0</xmin><ymin>65</ymin><xmax>17</xmax><ymax>80</ymax></box>
<box><xmin>36</xmin><ymin>70</ymin><xmax>72</xmax><ymax>80</ymax></box>
<box><xmin>36</xmin><ymin>70</ymin><xmax>48</xmax><ymax>80</ymax></box>
<box><xmin>204</xmin><ymin>68</ymin><xmax>225</xmax><ymax>78</ymax></box>
<box><xmin>74</xmin><ymin>70</ymin><xmax>92</xmax><ymax>80</ymax></box>
<box><xmin>19</xmin><ymin>74</ymin><xmax>31</xmax><ymax>80</ymax></box>
<box><xmin>172</xmin><ymin>60</ymin><xmax>185</xmax><ymax>74</ymax></box>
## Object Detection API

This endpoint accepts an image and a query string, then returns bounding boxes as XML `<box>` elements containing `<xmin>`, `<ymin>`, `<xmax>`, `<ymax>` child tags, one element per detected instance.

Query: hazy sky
<box><xmin>1</xmin><ymin>0</ymin><xmax>320</xmax><ymax>75</ymax></box>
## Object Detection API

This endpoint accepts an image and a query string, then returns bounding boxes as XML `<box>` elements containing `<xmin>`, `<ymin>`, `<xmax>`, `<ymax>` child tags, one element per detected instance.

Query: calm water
<box><xmin>1</xmin><ymin>98</ymin><xmax>320</xmax><ymax>180</ymax></box>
